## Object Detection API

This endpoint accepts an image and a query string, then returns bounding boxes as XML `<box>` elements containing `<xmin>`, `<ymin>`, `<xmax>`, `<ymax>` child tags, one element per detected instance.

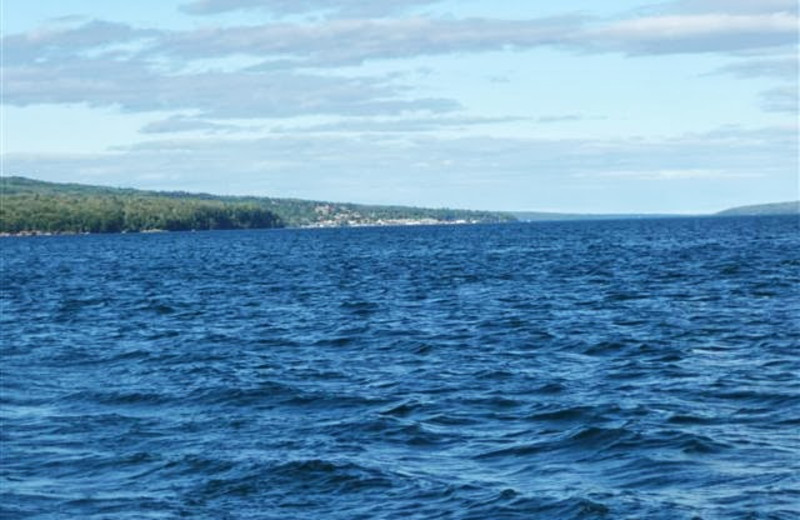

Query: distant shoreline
<box><xmin>0</xmin><ymin>176</ymin><xmax>513</xmax><ymax>234</ymax></box>
<box><xmin>0</xmin><ymin>229</ymin><xmax>170</xmax><ymax>238</ymax></box>
<box><xmin>0</xmin><ymin>219</ymin><xmax>486</xmax><ymax>237</ymax></box>
<box><xmin>2</xmin><ymin>177</ymin><xmax>797</xmax><ymax>235</ymax></box>
<box><xmin>3</xmin><ymin>212</ymin><xmax>798</xmax><ymax>238</ymax></box>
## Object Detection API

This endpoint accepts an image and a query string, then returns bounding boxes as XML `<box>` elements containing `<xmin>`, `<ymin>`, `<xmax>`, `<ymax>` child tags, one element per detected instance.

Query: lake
<box><xmin>2</xmin><ymin>216</ymin><xmax>799</xmax><ymax>519</ymax></box>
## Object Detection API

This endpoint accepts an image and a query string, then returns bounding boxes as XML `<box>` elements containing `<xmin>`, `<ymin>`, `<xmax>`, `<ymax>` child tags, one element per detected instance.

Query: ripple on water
<box><xmin>2</xmin><ymin>217</ymin><xmax>799</xmax><ymax>519</ymax></box>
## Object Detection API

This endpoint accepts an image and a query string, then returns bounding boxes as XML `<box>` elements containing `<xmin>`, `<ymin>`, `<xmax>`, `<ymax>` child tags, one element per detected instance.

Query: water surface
<box><xmin>2</xmin><ymin>217</ymin><xmax>799</xmax><ymax>519</ymax></box>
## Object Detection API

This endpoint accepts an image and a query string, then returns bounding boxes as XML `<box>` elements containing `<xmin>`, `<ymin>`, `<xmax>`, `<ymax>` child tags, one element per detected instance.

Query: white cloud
<box><xmin>3</xmin><ymin>125</ymin><xmax>795</xmax><ymax>212</ymax></box>
<box><xmin>154</xmin><ymin>12</ymin><xmax>798</xmax><ymax>64</ymax></box>
<box><xmin>3</xmin><ymin>56</ymin><xmax>459</xmax><ymax>117</ymax></box>
<box><xmin>180</xmin><ymin>0</ymin><xmax>441</xmax><ymax>17</ymax></box>
<box><xmin>139</xmin><ymin>115</ymin><xmax>261</xmax><ymax>134</ymax></box>
<box><xmin>583</xmin><ymin>13</ymin><xmax>798</xmax><ymax>54</ymax></box>
<box><xmin>156</xmin><ymin>17</ymin><xmax>579</xmax><ymax>65</ymax></box>
<box><xmin>2</xmin><ymin>20</ymin><xmax>157</xmax><ymax>65</ymax></box>
<box><xmin>668</xmin><ymin>0</ymin><xmax>798</xmax><ymax>15</ymax></box>
<box><xmin>4</xmin><ymin>126</ymin><xmax>794</xmax><ymax>195</ymax></box>
<box><xmin>581</xmin><ymin>168</ymin><xmax>761</xmax><ymax>180</ymax></box>
<box><xmin>710</xmin><ymin>56</ymin><xmax>798</xmax><ymax>79</ymax></box>
<box><xmin>760</xmin><ymin>86</ymin><xmax>799</xmax><ymax>113</ymax></box>
<box><xmin>272</xmin><ymin>115</ymin><xmax>533</xmax><ymax>133</ymax></box>
<box><xmin>3</xmin><ymin>9</ymin><xmax>796</xmax><ymax>121</ymax></box>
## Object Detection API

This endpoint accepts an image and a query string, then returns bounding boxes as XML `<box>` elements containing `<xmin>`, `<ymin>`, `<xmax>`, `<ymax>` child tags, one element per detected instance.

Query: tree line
<box><xmin>1</xmin><ymin>176</ymin><xmax>515</xmax><ymax>234</ymax></box>
<box><xmin>0</xmin><ymin>193</ymin><xmax>283</xmax><ymax>234</ymax></box>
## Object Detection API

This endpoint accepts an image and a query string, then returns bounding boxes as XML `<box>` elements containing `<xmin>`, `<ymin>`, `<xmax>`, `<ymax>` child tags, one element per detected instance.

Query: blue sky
<box><xmin>2</xmin><ymin>0</ymin><xmax>797</xmax><ymax>212</ymax></box>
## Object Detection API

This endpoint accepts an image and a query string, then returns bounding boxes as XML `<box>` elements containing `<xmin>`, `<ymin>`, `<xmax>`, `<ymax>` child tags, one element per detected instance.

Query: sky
<box><xmin>1</xmin><ymin>0</ymin><xmax>798</xmax><ymax>213</ymax></box>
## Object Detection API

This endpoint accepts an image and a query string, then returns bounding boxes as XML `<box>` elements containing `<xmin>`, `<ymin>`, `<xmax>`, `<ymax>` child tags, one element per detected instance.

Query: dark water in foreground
<box><xmin>2</xmin><ymin>217</ymin><xmax>799</xmax><ymax>519</ymax></box>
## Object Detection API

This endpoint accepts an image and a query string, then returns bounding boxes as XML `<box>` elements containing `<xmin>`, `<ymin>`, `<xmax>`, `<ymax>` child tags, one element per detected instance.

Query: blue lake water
<box><xmin>2</xmin><ymin>216</ymin><xmax>799</xmax><ymax>519</ymax></box>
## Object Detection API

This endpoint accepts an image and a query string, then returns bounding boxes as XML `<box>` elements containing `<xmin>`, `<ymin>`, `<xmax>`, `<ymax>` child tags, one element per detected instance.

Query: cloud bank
<box><xmin>3</xmin><ymin>1</ymin><xmax>796</xmax><ymax>122</ymax></box>
<box><xmin>1</xmin><ymin>0</ymin><xmax>796</xmax><ymax>212</ymax></box>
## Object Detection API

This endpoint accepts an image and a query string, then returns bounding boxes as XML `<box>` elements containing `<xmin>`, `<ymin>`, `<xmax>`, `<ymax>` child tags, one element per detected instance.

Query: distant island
<box><xmin>0</xmin><ymin>177</ymin><xmax>514</xmax><ymax>235</ymax></box>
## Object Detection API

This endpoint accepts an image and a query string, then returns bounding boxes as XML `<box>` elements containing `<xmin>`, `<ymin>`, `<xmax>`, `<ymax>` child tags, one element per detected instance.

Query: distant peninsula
<box><xmin>715</xmin><ymin>201</ymin><xmax>799</xmax><ymax>217</ymax></box>
<box><xmin>0</xmin><ymin>177</ymin><xmax>514</xmax><ymax>235</ymax></box>
<box><xmin>511</xmin><ymin>201</ymin><xmax>799</xmax><ymax>222</ymax></box>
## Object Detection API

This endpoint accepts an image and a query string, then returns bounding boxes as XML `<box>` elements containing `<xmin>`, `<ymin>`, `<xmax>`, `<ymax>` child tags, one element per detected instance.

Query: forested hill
<box><xmin>0</xmin><ymin>177</ymin><xmax>514</xmax><ymax>234</ymax></box>
<box><xmin>715</xmin><ymin>201</ymin><xmax>799</xmax><ymax>216</ymax></box>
